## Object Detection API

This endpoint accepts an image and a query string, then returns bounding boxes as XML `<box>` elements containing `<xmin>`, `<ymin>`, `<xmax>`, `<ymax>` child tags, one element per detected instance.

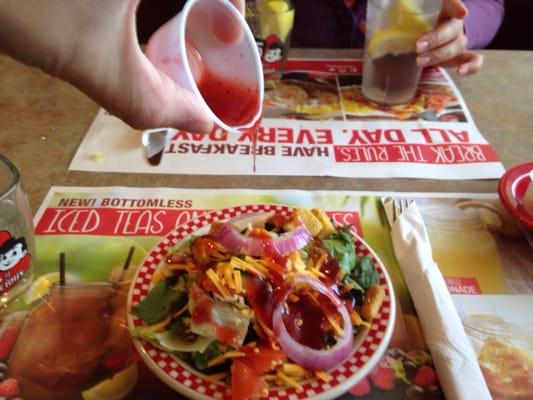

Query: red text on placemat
<box><xmin>36</xmin><ymin>207</ymin><xmax>363</xmax><ymax>238</ymax></box>
<box><xmin>445</xmin><ymin>277</ymin><xmax>482</xmax><ymax>294</ymax></box>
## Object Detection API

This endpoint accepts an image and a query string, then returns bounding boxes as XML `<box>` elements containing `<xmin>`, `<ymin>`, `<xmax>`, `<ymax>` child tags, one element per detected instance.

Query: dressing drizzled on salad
<box><xmin>132</xmin><ymin>208</ymin><xmax>385</xmax><ymax>400</ymax></box>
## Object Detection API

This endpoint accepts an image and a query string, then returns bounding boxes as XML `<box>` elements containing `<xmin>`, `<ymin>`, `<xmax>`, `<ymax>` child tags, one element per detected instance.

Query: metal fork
<box><xmin>381</xmin><ymin>196</ymin><xmax>414</xmax><ymax>227</ymax></box>
<box><xmin>393</xmin><ymin>197</ymin><xmax>414</xmax><ymax>223</ymax></box>
<box><xmin>392</xmin><ymin>197</ymin><xmax>414</xmax><ymax>221</ymax></box>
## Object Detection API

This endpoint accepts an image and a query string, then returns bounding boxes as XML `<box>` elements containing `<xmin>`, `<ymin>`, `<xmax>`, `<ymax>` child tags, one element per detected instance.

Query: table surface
<box><xmin>1</xmin><ymin>49</ymin><xmax>532</xmax><ymax>212</ymax></box>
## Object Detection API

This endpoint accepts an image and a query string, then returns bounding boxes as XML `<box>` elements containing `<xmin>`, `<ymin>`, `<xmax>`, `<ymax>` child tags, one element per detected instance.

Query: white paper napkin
<box><xmin>391</xmin><ymin>202</ymin><xmax>491</xmax><ymax>400</ymax></box>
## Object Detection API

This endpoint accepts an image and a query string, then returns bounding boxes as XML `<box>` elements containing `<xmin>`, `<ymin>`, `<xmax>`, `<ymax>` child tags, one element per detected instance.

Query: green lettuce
<box><xmin>322</xmin><ymin>228</ymin><xmax>356</xmax><ymax>275</ymax></box>
<box><xmin>132</xmin><ymin>279</ymin><xmax>187</xmax><ymax>325</ymax></box>
<box><xmin>352</xmin><ymin>256</ymin><xmax>379</xmax><ymax>290</ymax></box>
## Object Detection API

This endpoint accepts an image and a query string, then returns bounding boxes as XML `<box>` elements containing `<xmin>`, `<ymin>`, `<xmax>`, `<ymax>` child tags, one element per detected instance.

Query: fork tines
<box><xmin>393</xmin><ymin>198</ymin><xmax>414</xmax><ymax>223</ymax></box>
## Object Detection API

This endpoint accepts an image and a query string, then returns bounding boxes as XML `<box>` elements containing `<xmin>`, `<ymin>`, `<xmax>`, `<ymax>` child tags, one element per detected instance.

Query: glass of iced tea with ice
<box><xmin>7</xmin><ymin>282</ymin><xmax>115</xmax><ymax>399</ymax></box>
<box><xmin>362</xmin><ymin>0</ymin><xmax>442</xmax><ymax>105</ymax></box>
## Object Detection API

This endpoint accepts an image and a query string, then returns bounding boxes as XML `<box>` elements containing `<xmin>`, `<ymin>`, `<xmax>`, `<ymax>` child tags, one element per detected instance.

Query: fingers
<box><xmin>439</xmin><ymin>0</ymin><xmax>468</xmax><ymax>19</ymax></box>
<box><xmin>416</xmin><ymin>17</ymin><xmax>463</xmax><ymax>53</ymax></box>
<box><xmin>106</xmin><ymin>53</ymin><xmax>214</xmax><ymax>133</ymax></box>
<box><xmin>441</xmin><ymin>51</ymin><xmax>484</xmax><ymax>75</ymax></box>
<box><xmin>128</xmin><ymin>72</ymin><xmax>214</xmax><ymax>133</ymax></box>
<box><xmin>416</xmin><ymin>18</ymin><xmax>467</xmax><ymax>67</ymax></box>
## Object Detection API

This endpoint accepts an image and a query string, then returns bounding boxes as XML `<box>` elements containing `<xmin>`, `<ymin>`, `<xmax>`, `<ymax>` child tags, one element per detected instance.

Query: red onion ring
<box><xmin>272</xmin><ymin>274</ymin><xmax>353</xmax><ymax>371</ymax></box>
<box><xmin>216</xmin><ymin>223</ymin><xmax>311</xmax><ymax>257</ymax></box>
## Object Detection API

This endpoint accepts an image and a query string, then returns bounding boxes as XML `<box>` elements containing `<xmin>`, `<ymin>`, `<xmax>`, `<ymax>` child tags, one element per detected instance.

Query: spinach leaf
<box><xmin>132</xmin><ymin>279</ymin><xmax>187</xmax><ymax>325</ymax></box>
<box><xmin>353</xmin><ymin>256</ymin><xmax>379</xmax><ymax>290</ymax></box>
<box><xmin>322</xmin><ymin>228</ymin><xmax>356</xmax><ymax>275</ymax></box>
<box><xmin>191</xmin><ymin>341</ymin><xmax>221</xmax><ymax>370</ymax></box>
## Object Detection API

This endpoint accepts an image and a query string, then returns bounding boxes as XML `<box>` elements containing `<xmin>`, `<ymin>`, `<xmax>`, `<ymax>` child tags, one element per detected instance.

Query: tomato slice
<box><xmin>191</xmin><ymin>236</ymin><xmax>225</xmax><ymax>265</ymax></box>
<box><xmin>239</xmin><ymin>343</ymin><xmax>286</xmax><ymax>375</ymax></box>
<box><xmin>231</xmin><ymin>359</ymin><xmax>268</xmax><ymax>400</ymax></box>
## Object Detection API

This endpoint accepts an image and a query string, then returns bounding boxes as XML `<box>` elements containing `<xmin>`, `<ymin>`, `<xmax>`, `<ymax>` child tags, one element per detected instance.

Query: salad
<box><xmin>131</xmin><ymin>207</ymin><xmax>386</xmax><ymax>400</ymax></box>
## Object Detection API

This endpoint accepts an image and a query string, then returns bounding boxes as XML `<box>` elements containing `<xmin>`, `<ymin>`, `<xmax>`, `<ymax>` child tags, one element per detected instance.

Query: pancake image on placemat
<box><xmin>264</xmin><ymin>72</ymin><xmax>343</xmax><ymax>120</ymax></box>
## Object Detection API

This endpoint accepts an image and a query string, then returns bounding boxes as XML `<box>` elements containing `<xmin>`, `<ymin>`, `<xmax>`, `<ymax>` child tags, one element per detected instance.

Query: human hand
<box><xmin>415</xmin><ymin>0</ymin><xmax>483</xmax><ymax>76</ymax></box>
<box><xmin>0</xmin><ymin>0</ymin><xmax>244</xmax><ymax>134</ymax></box>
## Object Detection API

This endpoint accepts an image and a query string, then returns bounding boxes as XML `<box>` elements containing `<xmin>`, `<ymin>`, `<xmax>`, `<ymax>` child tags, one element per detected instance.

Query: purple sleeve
<box><xmin>462</xmin><ymin>0</ymin><xmax>504</xmax><ymax>49</ymax></box>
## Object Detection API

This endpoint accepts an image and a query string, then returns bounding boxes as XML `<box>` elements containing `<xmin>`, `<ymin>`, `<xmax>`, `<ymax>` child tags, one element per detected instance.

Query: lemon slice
<box><xmin>367</xmin><ymin>29</ymin><xmax>418</xmax><ymax>59</ymax></box>
<box><xmin>82</xmin><ymin>364</ymin><xmax>138</xmax><ymax>400</ymax></box>
<box><xmin>390</xmin><ymin>0</ymin><xmax>433</xmax><ymax>33</ymax></box>
<box><xmin>22</xmin><ymin>272</ymin><xmax>77</xmax><ymax>304</ymax></box>
<box><xmin>257</xmin><ymin>0</ymin><xmax>290</xmax><ymax>13</ymax></box>
<box><xmin>254</xmin><ymin>0</ymin><xmax>295</xmax><ymax>40</ymax></box>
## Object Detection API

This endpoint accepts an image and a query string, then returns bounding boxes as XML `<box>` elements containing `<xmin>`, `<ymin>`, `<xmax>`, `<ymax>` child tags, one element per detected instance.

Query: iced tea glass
<box><xmin>246</xmin><ymin>0</ymin><xmax>295</xmax><ymax>81</ymax></box>
<box><xmin>0</xmin><ymin>155</ymin><xmax>34</xmax><ymax>310</ymax></box>
<box><xmin>362</xmin><ymin>0</ymin><xmax>441</xmax><ymax>104</ymax></box>
<box><xmin>7</xmin><ymin>282</ymin><xmax>115</xmax><ymax>398</ymax></box>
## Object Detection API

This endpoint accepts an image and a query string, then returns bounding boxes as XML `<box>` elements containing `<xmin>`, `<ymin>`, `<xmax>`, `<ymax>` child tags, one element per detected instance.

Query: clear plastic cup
<box><xmin>145</xmin><ymin>0</ymin><xmax>264</xmax><ymax>133</ymax></box>
<box><xmin>362</xmin><ymin>0</ymin><xmax>442</xmax><ymax>105</ymax></box>
<box><xmin>0</xmin><ymin>154</ymin><xmax>34</xmax><ymax>310</ymax></box>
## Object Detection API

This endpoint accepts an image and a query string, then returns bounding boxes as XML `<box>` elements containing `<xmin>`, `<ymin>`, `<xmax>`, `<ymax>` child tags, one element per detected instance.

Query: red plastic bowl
<box><xmin>498</xmin><ymin>162</ymin><xmax>533</xmax><ymax>230</ymax></box>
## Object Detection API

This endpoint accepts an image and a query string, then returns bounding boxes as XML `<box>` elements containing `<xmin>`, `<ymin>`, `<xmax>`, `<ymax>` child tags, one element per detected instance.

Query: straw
<box><xmin>59</xmin><ymin>252</ymin><xmax>66</xmax><ymax>286</ymax></box>
<box><xmin>123</xmin><ymin>246</ymin><xmax>135</xmax><ymax>271</ymax></box>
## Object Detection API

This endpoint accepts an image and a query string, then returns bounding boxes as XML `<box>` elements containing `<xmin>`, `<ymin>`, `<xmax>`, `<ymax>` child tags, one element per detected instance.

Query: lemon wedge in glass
<box><xmin>390</xmin><ymin>0</ymin><xmax>433</xmax><ymax>32</ymax></box>
<box><xmin>82</xmin><ymin>364</ymin><xmax>138</xmax><ymax>400</ymax></box>
<box><xmin>367</xmin><ymin>0</ymin><xmax>436</xmax><ymax>59</ymax></box>
<box><xmin>367</xmin><ymin>28</ymin><xmax>419</xmax><ymax>59</ymax></box>
<box><xmin>22</xmin><ymin>272</ymin><xmax>77</xmax><ymax>304</ymax></box>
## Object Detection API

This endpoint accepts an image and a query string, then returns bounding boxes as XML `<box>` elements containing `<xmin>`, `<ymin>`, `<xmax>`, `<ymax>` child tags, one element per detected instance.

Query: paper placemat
<box><xmin>69</xmin><ymin>58</ymin><xmax>504</xmax><ymax>179</ymax></box>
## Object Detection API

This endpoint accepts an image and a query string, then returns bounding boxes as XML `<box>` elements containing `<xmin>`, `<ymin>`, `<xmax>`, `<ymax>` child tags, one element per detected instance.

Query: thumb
<box><xmin>440</xmin><ymin>0</ymin><xmax>468</xmax><ymax>19</ymax></box>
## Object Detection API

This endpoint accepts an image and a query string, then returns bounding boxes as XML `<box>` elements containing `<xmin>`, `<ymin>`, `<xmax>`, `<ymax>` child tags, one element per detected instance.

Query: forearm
<box><xmin>463</xmin><ymin>0</ymin><xmax>504</xmax><ymax>49</ymax></box>
<box><xmin>0</xmin><ymin>1</ymin><xmax>135</xmax><ymax>80</ymax></box>
<box><xmin>0</xmin><ymin>0</ymin><xmax>79</xmax><ymax>75</ymax></box>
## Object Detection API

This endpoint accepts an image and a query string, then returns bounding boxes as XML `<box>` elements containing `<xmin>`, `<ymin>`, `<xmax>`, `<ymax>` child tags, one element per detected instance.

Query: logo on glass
<box><xmin>0</xmin><ymin>231</ymin><xmax>31</xmax><ymax>296</ymax></box>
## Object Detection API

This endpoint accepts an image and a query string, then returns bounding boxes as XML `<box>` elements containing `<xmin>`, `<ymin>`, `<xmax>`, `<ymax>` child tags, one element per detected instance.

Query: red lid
<box><xmin>498</xmin><ymin>162</ymin><xmax>533</xmax><ymax>230</ymax></box>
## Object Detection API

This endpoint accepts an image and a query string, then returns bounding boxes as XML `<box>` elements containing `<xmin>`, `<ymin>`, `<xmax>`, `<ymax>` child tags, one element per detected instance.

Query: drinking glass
<box><xmin>362</xmin><ymin>0</ymin><xmax>441</xmax><ymax>104</ymax></box>
<box><xmin>245</xmin><ymin>0</ymin><xmax>295</xmax><ymax>82</ymax></box>
<box><xmin>7</xmin><ymin>282</ymin><xmax>115</xmax><ymax>399</ymax></box>
<box><xmin>0</xmin><ymin>154</ymin><xmax>34</xmax><ymax>310</ymax></box>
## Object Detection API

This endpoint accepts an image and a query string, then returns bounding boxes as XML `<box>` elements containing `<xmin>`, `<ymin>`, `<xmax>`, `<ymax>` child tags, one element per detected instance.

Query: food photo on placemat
<box><xmin>264</xmin><ymin>72</ymin><xmax>343</xmax><ymax>120</ymax></box>
<box><xmin>338</xmin><ymin>76</ymin><xmax>463</xmax><ymax>122</ymax></box>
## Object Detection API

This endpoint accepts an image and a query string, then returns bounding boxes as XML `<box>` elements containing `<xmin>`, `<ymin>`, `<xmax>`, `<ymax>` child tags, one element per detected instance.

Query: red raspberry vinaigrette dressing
<box><xmin>196</xmin><ymin>68</ymin><xmax>262</xmax><ymax>172</ymax></box>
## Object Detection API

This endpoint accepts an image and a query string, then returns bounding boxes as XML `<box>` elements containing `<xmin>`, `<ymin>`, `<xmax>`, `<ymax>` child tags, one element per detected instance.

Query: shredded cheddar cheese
<box><xmin>276</xmin><ymin>371</ymin><xmax>303</xmax><ymax>389</ymax></box>
<box><xmin>314</xmin><ymin>253</ymin><xmax>328</xmax><ymax>271</ymax></box>
<box><xmin>229</xmin><ymin>257</ymin><xmax>266</xmax><ymax>278</ymax></box>
<box><xmin>143</xmin><ymin>315</ymin><xmax>172</xmax><ymax>333</ymax></box>
<box><xmin>206</xmin><ymin>268</ymin><xmax>231</xmax><ymax>298</ymax></box>
<box><xmin>315</xmin><ymin>371</ymin><xmax>330</xmax><ymax>382</ymax></box>
<box><xmin>204</xmin><ymin>372</ymin><xmax>228</xmax><ymax>382</ymax></box>
<box><xmin>172</xmin><ymin>304</ymin><xmax>189</xmax><ymax>318</ymax></box>
<box><xmin>325</xmin><ymin>313</ymin><xmax>344</xmax><ymax>338</ymax></box>
<box><xmin>282</xmin><ymin>363</ymin><xmax>308</xmax><ymax>378</ymax></box>
<box><xmin>233</xmin><ymin>270</ymin><xmax>243</xmax><ymax>293</ymax></box>
<box><xmin>207</xmin><ymin>351</ymin><xmax>246</xmax><ymax>368</ymax></box>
